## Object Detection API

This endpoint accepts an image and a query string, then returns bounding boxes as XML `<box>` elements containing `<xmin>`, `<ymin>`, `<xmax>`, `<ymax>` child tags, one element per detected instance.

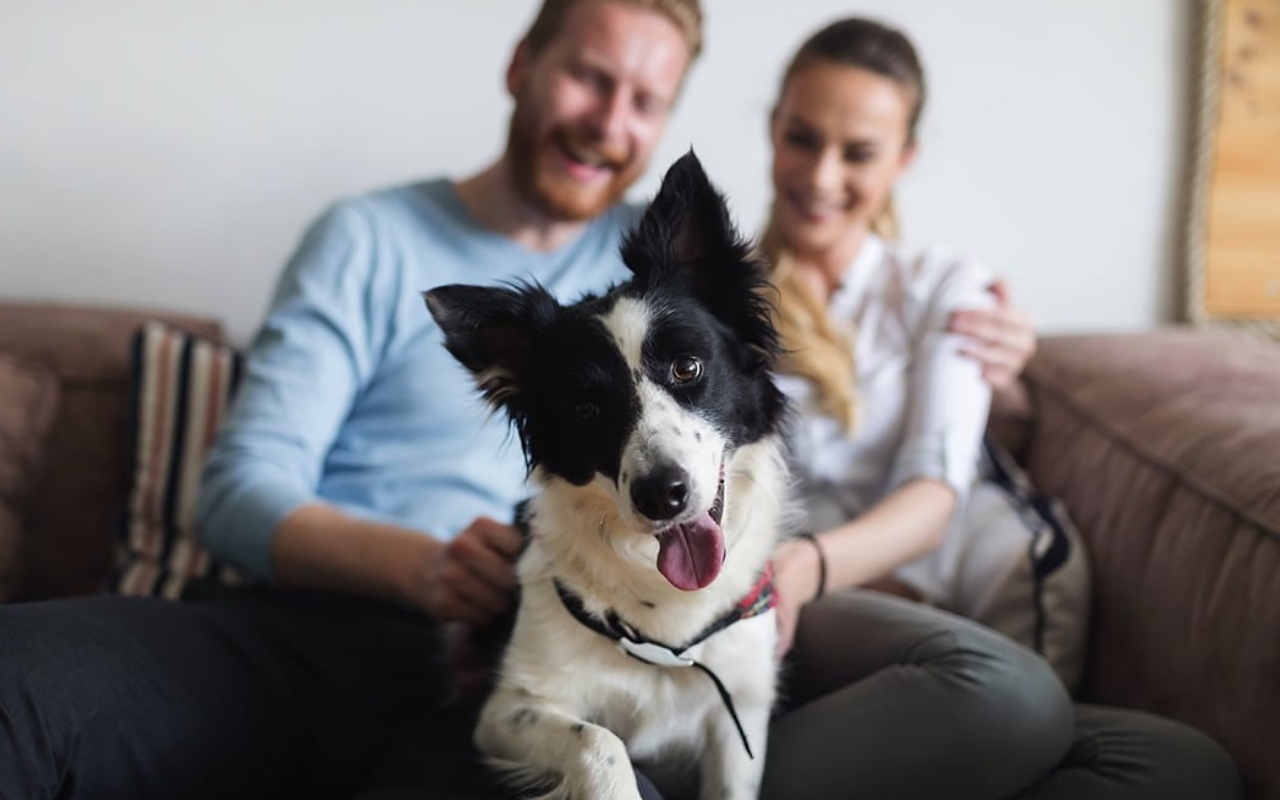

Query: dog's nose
<box><xmin>630</xmin><ymin>464</ymin><xmax>690</xmax><ymax>521</ymax></box>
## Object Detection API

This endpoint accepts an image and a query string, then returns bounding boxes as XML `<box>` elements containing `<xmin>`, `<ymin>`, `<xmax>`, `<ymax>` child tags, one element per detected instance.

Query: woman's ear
<box><xmin>897</xmin><ymin>139</ymin><xmax>919</xmax><ymax>174</ymax></box>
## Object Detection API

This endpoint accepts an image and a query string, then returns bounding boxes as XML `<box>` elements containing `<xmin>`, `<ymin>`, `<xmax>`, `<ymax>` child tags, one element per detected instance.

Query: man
<box><xmin>0</xmin><ymin>2</ymin><xmax>1037</xmax><ymax>798</ymax></box>
<box><xmin>0</xmin><ymin>3</ymin><xmax>696</xmax><ymax>799</ymax></box>
<box><xmin>198</xmin><ymin>0</ymin><xmax>698</xmax><ymax>634</ymax></box>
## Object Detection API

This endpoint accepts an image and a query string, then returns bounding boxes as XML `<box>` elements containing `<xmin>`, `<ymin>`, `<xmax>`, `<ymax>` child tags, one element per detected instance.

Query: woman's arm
<box><xmin>811</xmin><ymin>478</ymin><xmax>955</xmax><ymax>593</ymax></box>
<box><xmin>773</xmin><ymin>479</ymin><xmax>954</xmax><ymax>654</ymax></box>
<box><xmin>773</xmin><ymin>253</ymin><xmax>996</xmax><ymax>655</ymax></box>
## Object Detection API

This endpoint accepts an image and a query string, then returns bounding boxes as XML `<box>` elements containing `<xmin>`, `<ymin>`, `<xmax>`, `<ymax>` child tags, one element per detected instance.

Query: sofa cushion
<box><xmin>0</xmin><ymin>355</ymin><xmax>61</xmax><ymax>601</ymax></box>
<box><xmin>112</xmin><ymin>322</ymin><xmax>245</xmax><ymax>598</ymax></box>
<box><xmin>1027</xmin><ymin>329</ymin><xmax>1280</xmax><ymax>532</ymax></box>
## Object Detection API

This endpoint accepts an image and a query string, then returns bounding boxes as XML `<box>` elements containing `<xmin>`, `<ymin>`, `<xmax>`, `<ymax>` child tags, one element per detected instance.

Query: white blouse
<box><xmin>777</xmin><ymin>234</ymin><xmax>995</xmax><ymax>575</ymax></box>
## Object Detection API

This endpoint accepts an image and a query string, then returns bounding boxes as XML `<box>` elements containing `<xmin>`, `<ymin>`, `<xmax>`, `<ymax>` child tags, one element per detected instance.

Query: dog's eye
<box><xmin>670</xmin><ymin>356</ymin><xmax>703</xmax><ymax>384</ymax></box>
<box><xmin>573</xmin><ymin>401</ymin><xmax>600</xmax><ymax>425</ymax></box>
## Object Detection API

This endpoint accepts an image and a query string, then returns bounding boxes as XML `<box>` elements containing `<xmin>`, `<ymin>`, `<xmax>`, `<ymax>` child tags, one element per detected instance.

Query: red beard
<box><xmin>506</xmin><ymin>97</ymin><xmax>643</xmax><ymax>222</ymax></box>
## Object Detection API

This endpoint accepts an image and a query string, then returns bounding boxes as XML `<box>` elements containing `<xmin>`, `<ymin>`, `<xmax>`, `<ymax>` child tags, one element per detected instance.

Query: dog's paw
<box><xmin>515</xmin><ymin>775</ymin><xmax>643</xmax><ymax>800</ymax></box>
<box><xmin>560</xmin><ymin>776</ymin><xmax>645</xmax><ymax>800</ymax></box>
<box><xmin>560</xmin><ymin>736</ymin><xmax>646</xmax><ymax>800</ymax></box>
<box><xmin>487</xmin><ymin>752</ymin><xmax>644</xmax><ymax>800</ymax></box>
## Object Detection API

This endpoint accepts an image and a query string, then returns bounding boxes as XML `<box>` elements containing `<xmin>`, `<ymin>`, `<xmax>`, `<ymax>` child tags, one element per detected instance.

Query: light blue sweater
<box><xmin>197</xmin><ymin>180</ymin><xmax>640</xmax><ymax>581</ymax></box>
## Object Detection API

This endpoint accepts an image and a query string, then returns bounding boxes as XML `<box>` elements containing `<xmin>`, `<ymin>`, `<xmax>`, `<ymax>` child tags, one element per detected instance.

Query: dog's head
<box><xmin>426</xmin><ymin>151</ymin><xmax>785</xmax><ymax>591</ymax></box>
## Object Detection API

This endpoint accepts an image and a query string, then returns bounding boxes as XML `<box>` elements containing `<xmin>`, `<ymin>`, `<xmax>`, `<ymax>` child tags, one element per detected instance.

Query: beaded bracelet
<box><xmin>794</xmin><ymin>532</ymin><xmax>828</xmax><ymax>599</ymax></box>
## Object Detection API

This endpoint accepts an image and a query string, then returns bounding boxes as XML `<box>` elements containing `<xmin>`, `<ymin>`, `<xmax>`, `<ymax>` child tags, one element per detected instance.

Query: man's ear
<box><xmin>424</xmin><ymin>283</ymin><xmax>557</xmax><ymax>411</ymax></box>
<box><xmin>506</xmin><ymin>39</ymin><xmax>532</xmax><ymax>98</ymax></box>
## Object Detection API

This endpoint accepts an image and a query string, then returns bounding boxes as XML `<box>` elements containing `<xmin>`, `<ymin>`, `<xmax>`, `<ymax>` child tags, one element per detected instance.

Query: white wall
<box><xmin>0</xmin><ymin>0</ymin><xmax>1190</xmax><ymax>344</ymax></box>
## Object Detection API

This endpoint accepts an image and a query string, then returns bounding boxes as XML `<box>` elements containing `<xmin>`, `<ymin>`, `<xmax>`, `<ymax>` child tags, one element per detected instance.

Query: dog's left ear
<box><xmin>423</xmin><ymin>283</ymin><xmax>558</xmax><ymax>413</ymax></box>
<box><xmin>622</xmin><ymin>150</ymin><xmax>779</xmax><ymax>364</ymax></box>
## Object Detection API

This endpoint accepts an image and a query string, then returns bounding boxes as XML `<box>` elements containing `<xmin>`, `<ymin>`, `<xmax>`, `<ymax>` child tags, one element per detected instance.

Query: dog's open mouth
<box><xmin>655</xmin><ymin>469</ymin><xmax>726</xmax><ymax>592</ymax></box>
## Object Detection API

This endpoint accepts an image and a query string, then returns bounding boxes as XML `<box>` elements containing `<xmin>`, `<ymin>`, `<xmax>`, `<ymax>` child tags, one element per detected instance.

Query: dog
<box><xmin>425</xmin><ymin>151</ymin><xmax>789</xmax><ymax>800</ymax></box>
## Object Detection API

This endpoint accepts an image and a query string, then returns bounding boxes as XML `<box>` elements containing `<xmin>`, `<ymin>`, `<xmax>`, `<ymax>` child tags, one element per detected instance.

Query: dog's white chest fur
<box><xmin>474</xmin><ymin>438</ymin><xmax>787</xmax><ymax>800</ymax></box>
<box><xmin>505</xmin><ymin>554</ymin><xmax>777</xmax><ymax>761</ymax></box>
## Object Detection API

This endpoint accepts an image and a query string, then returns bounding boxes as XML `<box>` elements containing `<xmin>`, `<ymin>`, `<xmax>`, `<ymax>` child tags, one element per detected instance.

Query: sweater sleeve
<box><xmin>197</xmin><ymin>200</ymin><xmax>388</xmax><ymax>581</ymax></box>
<box><xmin>886</xmin><ymin>253</ymin><xmax>994</xmax><ymax>500</ymax></box>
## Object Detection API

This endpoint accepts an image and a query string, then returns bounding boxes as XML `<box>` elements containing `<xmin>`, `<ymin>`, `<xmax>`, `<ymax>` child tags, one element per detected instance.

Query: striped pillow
<box><xmin>112</xmin><ymin>321</ymin><xmax>245</xmax><ymax>598</ymax></box>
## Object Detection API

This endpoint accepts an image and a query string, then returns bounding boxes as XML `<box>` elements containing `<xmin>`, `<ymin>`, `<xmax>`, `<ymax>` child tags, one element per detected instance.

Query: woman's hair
<box><xmin>782</xmin><ymin>17</ymin><xmax>926</xmax><ymax>145</ymax></box>
<box><xmin>764</xmin><ymin>17</ymin><xmax>926</xmax><ymax>433</ymax></box>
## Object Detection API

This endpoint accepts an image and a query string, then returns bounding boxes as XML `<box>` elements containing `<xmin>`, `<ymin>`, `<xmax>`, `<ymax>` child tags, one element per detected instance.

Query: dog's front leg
<box><xmin>476</xmin><ymin>688</ymin><xmax>644</xmax><ymax>800</ymax></box>
<box><xmin>699</xmin><ymin>700</ymin><xmax>772</xmax><ymax>800</ymax></box>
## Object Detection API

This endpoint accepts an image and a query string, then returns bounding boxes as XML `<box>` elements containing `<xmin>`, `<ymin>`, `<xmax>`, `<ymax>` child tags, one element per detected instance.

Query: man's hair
<box><xmin>523</xmin><ymin>0</ymin><xmax>704</xmax><ymax>61</ymax></box>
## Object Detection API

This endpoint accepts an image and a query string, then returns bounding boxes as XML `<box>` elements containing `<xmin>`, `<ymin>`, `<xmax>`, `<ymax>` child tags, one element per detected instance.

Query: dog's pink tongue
<box><xmin>656</xmin><ymin>513</ymin><xmax>725</xmax><ymax>591</ymax></box>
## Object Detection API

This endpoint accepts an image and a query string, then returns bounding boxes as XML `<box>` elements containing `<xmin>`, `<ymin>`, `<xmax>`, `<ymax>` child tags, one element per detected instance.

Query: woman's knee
<box><xmin>1065</xmin><ymin>706</ymin><xmax>1244</xmax><ymax>800</ymax></box>
<box><xmin>797</xmin><ymin>593</ymin><xmax>1073</xmax><ymax>786</ymax></box>
<box><xmin>908</xmin><ymin>610</ymin><xmax>1074</xmax><ymax>782</ymax></box>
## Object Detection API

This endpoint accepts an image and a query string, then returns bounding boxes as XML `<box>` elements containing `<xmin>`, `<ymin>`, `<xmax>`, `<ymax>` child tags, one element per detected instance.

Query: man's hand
<box><xmin>416</xmin><ymin>516</ymin><xmax>521</xmax><ymax>625</ymax></box>
<box><xmin>949</xmin><ymin>278</ymin><xmax>1038</xmax><ymax>390</ymax></box>
<box><xmin>771</xmin><ymin>537</ymin><xmax>824</xmax><ymax>659</ymax></box>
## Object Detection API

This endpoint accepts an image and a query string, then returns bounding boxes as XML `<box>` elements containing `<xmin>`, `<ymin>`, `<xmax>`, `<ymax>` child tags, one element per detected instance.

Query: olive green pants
<box><xmin>761</xmin><ymin>590</ymin><xmax>1243</xmax><ymax>800</ymax></box>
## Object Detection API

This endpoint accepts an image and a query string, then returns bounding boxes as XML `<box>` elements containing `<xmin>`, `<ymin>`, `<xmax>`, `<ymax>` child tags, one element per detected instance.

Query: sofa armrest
<box><xmin>1020</xmin><ymin>328</ymin><xmax>1280</xmax><ymax>800</ymax></box>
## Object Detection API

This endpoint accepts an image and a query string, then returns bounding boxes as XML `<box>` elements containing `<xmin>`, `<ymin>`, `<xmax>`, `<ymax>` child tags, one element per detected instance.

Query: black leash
<box><xmin>552</xmin><ymin>573</ymin><xmax>775</xmax><ymax>760</ymax></box>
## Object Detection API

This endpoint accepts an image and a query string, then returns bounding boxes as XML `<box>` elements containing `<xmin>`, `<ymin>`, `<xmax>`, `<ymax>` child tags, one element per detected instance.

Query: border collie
<box><xmin>425</xmin><ymin>152</ymin><xmax>789</xmax><ymax>800</ymax></box>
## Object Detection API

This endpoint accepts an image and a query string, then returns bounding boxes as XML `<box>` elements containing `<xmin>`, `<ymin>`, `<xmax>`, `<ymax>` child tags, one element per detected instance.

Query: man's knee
<box><xmin>0</xmin><ymin>599</ymin><xmax>110</xmax><ymax>701</ymax></box>
<box><xmin>0</xmin><ymin>598</ymin><xmax>134</xmax><ymax>798</ymax></box>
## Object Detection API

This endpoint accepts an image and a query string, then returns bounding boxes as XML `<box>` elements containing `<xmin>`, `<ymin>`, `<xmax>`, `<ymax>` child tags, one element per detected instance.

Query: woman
<box><xmin>756</xmin><ymin>17</ymin><xmax>1243</xmax><ymax>800</ymax></box>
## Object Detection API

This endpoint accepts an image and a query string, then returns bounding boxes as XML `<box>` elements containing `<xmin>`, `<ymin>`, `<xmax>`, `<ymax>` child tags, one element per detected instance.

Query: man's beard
<box><xmin>506</xmin><ymin>97</ymin><xmax>643</xmax><ymax>222</ymax></box>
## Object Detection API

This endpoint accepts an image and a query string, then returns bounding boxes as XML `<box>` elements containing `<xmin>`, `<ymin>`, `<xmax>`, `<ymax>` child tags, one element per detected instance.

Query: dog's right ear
<box><xmin>622</xmin><ymin>151</ymin><xmax>782</xmax><ymax>371</ymax></box>
<box><xmin>423</xmin><ymin>283</ymin><xmax>557</xmax><ymax>411</ymax></box>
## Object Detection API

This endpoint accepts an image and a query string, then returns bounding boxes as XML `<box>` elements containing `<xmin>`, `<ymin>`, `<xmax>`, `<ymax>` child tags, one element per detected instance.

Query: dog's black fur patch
<box><xmin>426</xmin><ymin>151</ymin><xmax>785</xmax><ymax>489</ymax></box>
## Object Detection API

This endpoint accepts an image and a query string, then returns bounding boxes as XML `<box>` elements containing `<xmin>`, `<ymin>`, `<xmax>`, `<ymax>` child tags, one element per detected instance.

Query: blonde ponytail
<box><xmin>761</xmin><ymin>194</ymin><xmax>903</xmax><ymax>434</ymax></box>
<box><xmin>760</xmin><ymin>220</ymin><xmax>860</xmax><ymax>434</ymax></box>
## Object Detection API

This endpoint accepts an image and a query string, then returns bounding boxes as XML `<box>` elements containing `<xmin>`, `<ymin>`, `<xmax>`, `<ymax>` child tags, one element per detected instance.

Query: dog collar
<box><xmin>552</xmin><ymin>566</ymin><xmax>776</xmax><ymax>759</ymax></box>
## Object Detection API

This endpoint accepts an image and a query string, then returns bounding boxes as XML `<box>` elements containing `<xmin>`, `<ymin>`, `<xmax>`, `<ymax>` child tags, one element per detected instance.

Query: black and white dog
<box><xmin>425</xmin><ymin>152</ymin><xmax>789</xmax><ymax>800</ymax></box>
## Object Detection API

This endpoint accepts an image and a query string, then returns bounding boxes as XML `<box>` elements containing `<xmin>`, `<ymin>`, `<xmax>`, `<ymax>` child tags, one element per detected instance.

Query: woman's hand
<box><xmin>771</xmin><ymin>536</ymin><xmax>825</xmax><ymax>658</ymax></box>
<box><xmin>948</xmin><ymin>278</ymin><xmax>1037</xmax><ymax>390</ymax></box>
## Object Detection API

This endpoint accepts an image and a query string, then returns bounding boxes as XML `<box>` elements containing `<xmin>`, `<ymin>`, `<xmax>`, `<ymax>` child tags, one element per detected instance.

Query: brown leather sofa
<box><xmin>1</xmin><ymin>302</ymin><xmax>1277</xmax><ymax>798</ymax></box>
<box><xmin>1012</xmin><ymin>329</ymin><xmax>1279</xmax><ymax>800</ymax></box>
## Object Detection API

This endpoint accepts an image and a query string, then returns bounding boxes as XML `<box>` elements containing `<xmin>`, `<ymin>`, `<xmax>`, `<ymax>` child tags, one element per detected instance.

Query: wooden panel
<box><xmin>1204</xmin><ymin>0</ymin><xmax>1280</xmax><ymax>317</ymax></box>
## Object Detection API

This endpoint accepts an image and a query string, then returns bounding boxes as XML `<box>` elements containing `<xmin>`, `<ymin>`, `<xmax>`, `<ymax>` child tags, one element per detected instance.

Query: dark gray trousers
<box><xmin>0</xmin><ymin>584</ymin><xmax>1243</xmax><ymax>800</ymax></box>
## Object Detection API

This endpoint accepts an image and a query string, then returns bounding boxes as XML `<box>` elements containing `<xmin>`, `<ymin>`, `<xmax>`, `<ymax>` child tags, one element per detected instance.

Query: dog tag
<box><xmin>618</xmin><ymin>638</ymin><xmax>695</xmax><ymax>668</ymax></box>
